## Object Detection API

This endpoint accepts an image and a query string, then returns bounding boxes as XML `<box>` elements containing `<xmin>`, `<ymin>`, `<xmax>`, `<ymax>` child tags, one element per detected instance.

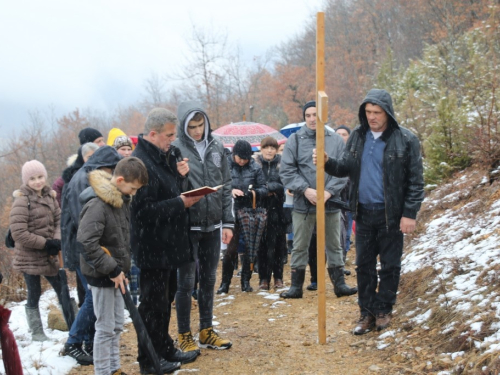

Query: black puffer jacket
<box><xmin>254</xmin><ymin>154</ymin><xmax>286</xmax><ymax>227</ymax></box>
<box><xmin>324</xmin><ymin>89</ymin><xmax>425</xmax><ymax>226</ymax></box>
<box><xmin>230</xmin><ymin>156</ymin><xmax>267</xmax><ymax>212</ymax></box>
<box><xmin>77</xmin><ymin>170</ymin><xmax>131</xmax><ymax>288</ymax></box>
<box><xmin>130</xmin><ymin>135</ymin><xmax>191</xmax><ymax>269</ymax></box>
<box><xmin>60</xmin><ymin>146</ymin><xmax>122</xmax><ymax>270</ymax></box>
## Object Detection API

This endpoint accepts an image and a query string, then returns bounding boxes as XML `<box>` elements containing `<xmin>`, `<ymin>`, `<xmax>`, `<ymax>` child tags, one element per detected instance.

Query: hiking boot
<box><xmin>328</xmin><ymin>267</ymin><xmax>357</xmax><ymax>297</ymax></box>
<box><xmin>353</xmin><ymin>315</ymin><xmax>375</xmax><ymax>335</ymax></box>
<box><xmin>111</xmin><ymin>369</ymin><xmax>127</xmax><ymax>375</ymax></box>
<box><xmin>199</xmin><ymin>327</ymin><xmax>232</xmax><ymax>350</ymax></box>
<box><xmin>178</xmin><ymin>331</ymin><xmax>201</xmax><ymax>354</ymax></box>
<box><xmin>259</xmin><ymin>280</ymin><xmax>269</xmax><ymax>290</ymax></box>
<box><xmin>344</xmin><ymin>269</ymin><xmax>351</xmax><ymax>276</ymax></box>
<box><xmin>306</xmin><ymin>282</ymin><xmax>317</xmax><ymax>291</ymax></box>
<box><xmin>280</xmin><ymin>268</ymin><xmax>305</xmax><ymax>299</ymax></box>
<box><xmin>216</xmin><ymin>282</ymin><xmax>229</xmax><ymax>294</ymax></box>
<box><xmin>166</xmin><ymin>348</ymin><xmax>198</xmax><ymax>364</ymax></box>
<box><xmin>62</xmin><ymin>343</ymin><xmax>93</xmax><ymax>365</ymax></box>
<box><xmin>376</xmin><ymin>312</ymin><xmax>393</xmax><ymax>331</ymax></box>
<box><xmin>83</xmin><ymin>341</ymin><xmax>93</xmax><ymax>356</ymax></box>
<box><xmin>241</xmin><ymin>280</ymin><xmax>253</xmax><ymax>292</ymax></box>
<box><xmin>274</xmin><ymin>279</ymin><xmax>284</xmax><ymax>288</ymax></box>
<box><xmin>139</xmin><ymin>358</ymin><xmax>180</xmax><ymax>374</ymax></box>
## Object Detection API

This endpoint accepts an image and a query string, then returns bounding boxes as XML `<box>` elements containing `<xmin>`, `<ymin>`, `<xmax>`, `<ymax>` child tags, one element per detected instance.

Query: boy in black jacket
<box><xmin>77</xmin><ymin>157</ymin><xmax>148</xmax><ymax>375</ymax></box>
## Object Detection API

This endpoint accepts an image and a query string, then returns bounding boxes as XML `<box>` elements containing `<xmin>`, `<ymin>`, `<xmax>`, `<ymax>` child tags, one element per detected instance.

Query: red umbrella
<box><xmin>212</xmin><ymin>122</ymin><xmax>287</xmax><ymax>149</ymax></box>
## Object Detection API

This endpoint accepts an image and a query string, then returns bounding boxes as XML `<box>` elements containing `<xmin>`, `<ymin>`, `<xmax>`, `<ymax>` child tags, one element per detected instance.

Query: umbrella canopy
<box><xmin>279</xmin><ymin>122</ymin><xmax>335</xmax><ymax>138</ymax></box>
<box><xmin>212</xmin><ymin>122</ymin><xmax>287</xmax><ymax>149</ymax></box>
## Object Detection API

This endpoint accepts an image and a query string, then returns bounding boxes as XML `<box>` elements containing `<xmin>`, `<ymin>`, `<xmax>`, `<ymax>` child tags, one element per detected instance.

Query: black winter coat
<box><xmin>60</xmin><ymin>146</ymin><xmax>122</xmax><ymax>270</ymax></box>
<box><xmin>324</xmin><ymin>89</ymin><xmax>424</xmax><ymax>226</ymax></box>
<box><xmin>130</xmin><ymin>135</ymin><xmax>192</xmax><ymax>269</ymax></box>
<box><xmin>229</xmin><ymin>156</ymin><xmax>268</xmax><ymax>212</ymax></box>
<box><xmin>254</xmin><ymin>154</ymin><xmax>286</xmax><ymax>227</ymax></box>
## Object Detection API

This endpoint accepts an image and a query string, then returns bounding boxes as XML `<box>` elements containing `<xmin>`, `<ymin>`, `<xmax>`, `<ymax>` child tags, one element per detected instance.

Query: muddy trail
<box><xmin>68</xmin><ymin>260</ymin><xmax>432</xmax><ymax>375</ymax></box>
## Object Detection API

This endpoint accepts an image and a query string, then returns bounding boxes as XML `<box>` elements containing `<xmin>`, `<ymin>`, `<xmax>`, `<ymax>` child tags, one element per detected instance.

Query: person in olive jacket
<box><xmin>9</xmin><ymin>160</ymin><xmax>74</xmax><ymax>342</ymax></box>
<box><xmin>131</xmin><ymin>108</ymin><xmax>202</xmax><ymax>374</ymax></box>
<box><xmin>314</xmin><ymin>89</ymin><xmax>424</xmax><ymax>335</ymax></box>
<box><xmin>216</xmin><ymin>140</ymin><xmax>268</xmax><ymax>294</ymax></box>
<box><xmin>77</xmin><ymin>157</ymin><xmax>148</xmax><ymax>375</ymax></box>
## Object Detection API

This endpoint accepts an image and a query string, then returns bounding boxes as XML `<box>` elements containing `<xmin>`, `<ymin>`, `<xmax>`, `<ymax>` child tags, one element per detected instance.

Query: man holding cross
<box><xmin>279</xmin><ymin>101</ymin><xmax>357</xmax><ymax>299</ymax></box>
<box><xmin>314</xmin><ymin>89</ymin><xmax>424</xmax><ymax>334</ymax></box>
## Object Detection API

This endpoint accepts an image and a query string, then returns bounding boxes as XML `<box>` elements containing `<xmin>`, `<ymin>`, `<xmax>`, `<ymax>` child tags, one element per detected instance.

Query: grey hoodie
<box><xmin>172</xmin><ymin>101</ymin><xmax>234</xmax><ymax>232</ymax></box>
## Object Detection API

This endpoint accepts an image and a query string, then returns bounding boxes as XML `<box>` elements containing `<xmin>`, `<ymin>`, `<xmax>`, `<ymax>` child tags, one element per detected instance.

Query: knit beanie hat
<box><xmin>22</xmin><ymin>160</ymin><xmax>48</xmax><ymax>185</ymax></box>
<box><xmin>113</xmin><ymin>135</ymin><xmax>133</xmax><ymax>150</ymax></box>
<box><xmin>336</xmin><ymin>125</ymin><xmax>351</xmax><ymax>134</ymax></box>
<box><xmin>303</xmin><ymin>101</ymin><xmax>316</xmax><ymax>120</ymax></box>
<box><xmin>232</xmin><ymin>140</ymin><xmax>252</xmax><ymax>160</ymax></box>
<box><xmin>78</xmin><ymin>127</ymin><xmax>103</xmax><ymax>145</ymax></box>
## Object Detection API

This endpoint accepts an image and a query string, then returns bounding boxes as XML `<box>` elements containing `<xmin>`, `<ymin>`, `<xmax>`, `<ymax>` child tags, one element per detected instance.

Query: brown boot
<box><xmin>259</xmin><ymin>280</ymin><xmax>269</xmax><ymax>290</ymax></box>
<box><xmin>375</xmin><ymin>313</ymin><xmax>393</xmax><ymax>331</ymax></box>
<box><xmin>274</xmin><ymin>279</ymin><xmax>284</xmax><ymax>288</ymax></box>
<box><xmin>353</xmin><ymin>314</ymin><xmax>375</xmax><ymax>335</ymax></box>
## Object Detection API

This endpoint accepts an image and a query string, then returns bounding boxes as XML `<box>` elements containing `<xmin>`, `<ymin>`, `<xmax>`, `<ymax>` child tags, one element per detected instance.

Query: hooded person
<box><xmin>59</xmin><ymin>146</ymin><xmax>122</xmax><ymax>365</ymax></box>
<box><xmin>318</xmin><ymin>88</ymin><xmax>424</xmax><ymax>334</ymax></box>
<box><xmin>171</xmin><ymin>101</ymin><xmax>234</xmax><ymax>354</ymax></box>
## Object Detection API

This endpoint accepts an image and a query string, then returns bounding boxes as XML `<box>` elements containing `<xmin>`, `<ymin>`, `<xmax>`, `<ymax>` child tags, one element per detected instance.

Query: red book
<box><xmin>181</xmin><ymin>185</ymin><xmax>224</xmax><ymax>198</ymax></box>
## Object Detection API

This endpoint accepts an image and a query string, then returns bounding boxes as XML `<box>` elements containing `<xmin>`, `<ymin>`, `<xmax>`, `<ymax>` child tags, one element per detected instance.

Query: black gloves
<box><xmin>44</xmin><ymin>239</ymin><xmax>61</xmax><ymax>255</ymax></box>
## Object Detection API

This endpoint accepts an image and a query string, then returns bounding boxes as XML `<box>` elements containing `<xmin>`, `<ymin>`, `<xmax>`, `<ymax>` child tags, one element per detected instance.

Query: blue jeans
<box><xmin>355</xmin><ymin>206</ymin><xmax>403</xmax><ymax>315</ymax></box>
<box><xmin>67</xmin><ymin>267</ymin><xmax>96</xmax><ymax>345</ymax></box>
<box><xmin>345</xmin><ymin>211</ymin><xmax>353</xmax><ymax>253</ymax></box>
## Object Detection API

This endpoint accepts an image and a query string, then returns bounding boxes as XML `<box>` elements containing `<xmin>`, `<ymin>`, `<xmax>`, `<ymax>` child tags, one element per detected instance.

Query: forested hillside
<box><xmin>1</xmin><ymin>0</ymin><xmax>499</xmax><ymax>289</ymax></box>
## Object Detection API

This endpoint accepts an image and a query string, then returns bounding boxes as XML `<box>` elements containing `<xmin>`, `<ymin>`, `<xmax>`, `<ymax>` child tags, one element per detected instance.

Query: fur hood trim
<box><xmin>13</xmin><ymin>185</ymin><xmax>56</xmax><ymax>198</ymax></box>
<box><xmin>67</xmin><ymin>153</ymin><xmax>78</xmax><ymax>167</ymax></box>
<box><xmin>88</xmin><ymin>170</ymin><xmax>123</xmax><ymax>208</ymax></box>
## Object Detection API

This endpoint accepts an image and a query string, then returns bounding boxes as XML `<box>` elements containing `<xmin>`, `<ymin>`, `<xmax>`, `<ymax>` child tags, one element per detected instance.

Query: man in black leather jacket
<box><xmin>314</xmin><ymin>89</ymin><xmax>424</xmax><ymax>335</ymax></box>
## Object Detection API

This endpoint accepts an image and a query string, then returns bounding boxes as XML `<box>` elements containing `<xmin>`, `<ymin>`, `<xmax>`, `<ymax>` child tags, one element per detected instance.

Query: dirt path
<box><xmin>68</xmin><ymin>261</ymin><xmax>421</xmax><ymax>375</ymax></box>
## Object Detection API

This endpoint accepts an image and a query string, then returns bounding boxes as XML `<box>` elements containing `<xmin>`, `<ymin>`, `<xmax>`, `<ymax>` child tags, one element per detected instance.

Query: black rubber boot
<box><xmin>241</xmin><ymin>256</ymin><xmax>253</xmax><ymax>292</ymax></box>
<box><xmin>280</xmin><ymin>268</ymin><xmax>305</xmax><ymax>298</ymax></box>
<box><xmin>328</xmin><ymin>267</ymin><xmax>357</xmax><ymax>298</ymax></box>
<box><xmin>216</xmin><ymin>256</ymin><xmax>234</xmax><ymax>294</ymax></box>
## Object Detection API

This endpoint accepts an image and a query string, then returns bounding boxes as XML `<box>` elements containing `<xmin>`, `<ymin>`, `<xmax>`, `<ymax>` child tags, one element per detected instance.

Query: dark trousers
<box><xmin>138</xmin><ymin>268</ymin><xmax>176</xmax><ymax>365</ymax></box>
<box><xmin>258</xmin><ymin>223</ymin><xmax>286</xmax><ymax>282</ymax></box>
<box><xmin>24</xmin><ymin>273</ymin><xmax>65</xmax><ymax>308</ymax></box>
<box><xmin>23</xmin><ymin>272</ymin><xmax>74</xmax><ymax>333</ymax></box>
<box><xmin>176</xmin><ymin>229</ymin><xmax>220</xmax><ymax>332</ymax></box>
<box><xmin>308</xmin><ymin>232</ymin><xmax>318</xmax><ymax>283</ymax></box>
<box><xmin>355</xmin><ymin>207</ymin><xmax>403</xmax><ymax>316</ymax></box>
<box><xmin>221</xmin><ymin>221</ymin><xmax>251</xmax><ymax>284</ymax></box>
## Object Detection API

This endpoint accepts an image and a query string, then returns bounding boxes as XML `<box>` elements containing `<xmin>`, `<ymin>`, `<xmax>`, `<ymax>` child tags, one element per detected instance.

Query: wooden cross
<box><xmin>316</xmin><ymin>11</ymin><xmax>328</xmax><ymax>345</ymax></box>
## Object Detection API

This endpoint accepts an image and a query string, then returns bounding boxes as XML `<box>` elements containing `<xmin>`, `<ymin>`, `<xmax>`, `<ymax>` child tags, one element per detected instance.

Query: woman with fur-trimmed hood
<box><xmin>9</xmin><ymin>160</ymin><xmax>75</xmax><ymax>342</ymax></box>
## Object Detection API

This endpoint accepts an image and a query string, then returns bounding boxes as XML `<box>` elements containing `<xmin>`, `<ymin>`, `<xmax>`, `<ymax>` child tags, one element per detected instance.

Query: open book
<box><xmin>181</xmin><ymin>184</ymin><xmax>224</xmax><ymax>198</ymax></box>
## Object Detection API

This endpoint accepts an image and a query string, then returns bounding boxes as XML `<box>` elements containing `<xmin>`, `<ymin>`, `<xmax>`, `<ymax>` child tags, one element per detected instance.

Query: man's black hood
<box><xmin>83</xmin><ymin>145</ymin><xmax>122</xmax><ymax>172</ymax></box>
<box><xmin>358</xmin><ymin>89</ymin><xmax>399</xmax><ymax>132</ymax></box>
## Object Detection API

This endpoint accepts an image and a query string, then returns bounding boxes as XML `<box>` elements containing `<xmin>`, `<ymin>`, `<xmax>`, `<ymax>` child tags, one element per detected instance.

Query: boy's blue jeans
<box><xmin>66</xmin><ymin>267</ymin><xmax>96</xmax><ymax>345</ymax></box>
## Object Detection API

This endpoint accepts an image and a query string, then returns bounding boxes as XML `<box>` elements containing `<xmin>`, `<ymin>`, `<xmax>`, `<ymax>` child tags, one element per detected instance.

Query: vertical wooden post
<box><xmin>316</xmin><ymin>12</ymin><xmax>328</xmax><ymax>345</ymax></box>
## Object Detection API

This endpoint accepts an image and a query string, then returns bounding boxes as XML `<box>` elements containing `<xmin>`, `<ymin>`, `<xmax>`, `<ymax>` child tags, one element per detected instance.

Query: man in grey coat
<box><xmin>171</xmin><ymin>101</ymin><xmax>234</xmax><ymax>354</ymax></box>
<box><xmin>279</xmin><ymin>101</ymin><xmax>357</xmax><ymax>299</ymax></box>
